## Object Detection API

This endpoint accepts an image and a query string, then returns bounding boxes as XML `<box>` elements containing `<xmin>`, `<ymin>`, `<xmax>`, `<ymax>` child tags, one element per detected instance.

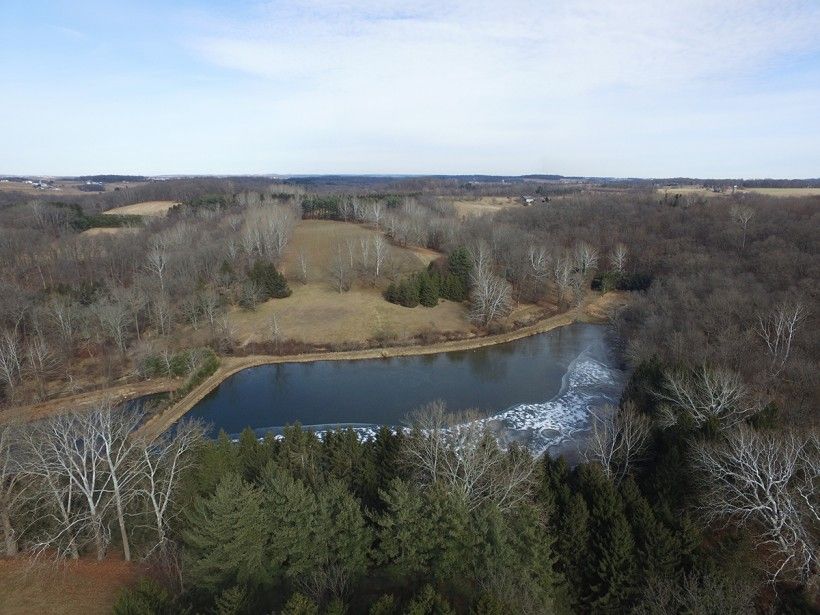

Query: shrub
<box><xmin>112</xmin><ymin>579</ymin><xmax>175</xmax><ymax>615</ymax></box>
<box><xmin>591</xmin><ymin>270</ymin><xmax>652</xmax><ymax>292</ymax></box>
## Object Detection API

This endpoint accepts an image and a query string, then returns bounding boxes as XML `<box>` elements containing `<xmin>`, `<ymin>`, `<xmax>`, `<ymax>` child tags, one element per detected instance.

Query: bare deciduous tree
<box><xmin>403</xmin><ymin>402</ymin><xmax>535</xmax><ymax>512</ymax></box>
<box><xmin>552</xmin><ymin>253</ymin><xmax>573</xmax><ymax>309</ymax></box>
<box><xmin>585</xmin><ymin>403</ymin><xmax>651</xmax><ymax>484</ymax></box>
<box><xmin>573</xmin><ymin>241</ymin><xmax>599</xmax><ymax>276</ymax></box>
<box><xmin>1</xmin><ymin>423</ymin><xmax>24</xmax><ymax>556</ymax></box>
<box><xmin>92</xmin><ymin>298</ymin><xmax>131</xmax><ymax>354</ymax></box>
<box><xmin>655</xmin><ymin>365</ymin><xmax>757</xmax><ymax>430</ymax></box>
<box><xmin>137</xmin><ymin>420</ymin><xmax>204</xmax><ymax>554</ymax></box>
<box><xmin>145</xmin><ymin>238</ymin><xmax>169</xmax><ymax>294</ymax></box>
<box><xmin>0</xmin><ymin>330</ymin><xmax>24</xmax><ymax>398</ymax></box>
<box><xmin>731</xmin><ymin>204</ymin><xmax>754</xmax><ymax>249</ymax></box>
<box><xmin>371</xmin><ymin>235</ymin><xmax>388</xmax><ymax>285</ymax></box>
<box><xmin>610</xmin><ymin>243</ymin><xmax>628</xmax><ymax>274</ymax></box>
<box><xmin>757</xmin><ymin>301</ymin><xmax>807</xmax><ymax>378</ymax></box>
<box><xmin>692</xmin><ymin>426</ymin><xmax>818</xmax><ymax>582</ymax></box>
<box><xmin>527</xmin><ymin>245</ymin><xmax>550</xmax><ymax>281</ymax></box>
<box><xmin>329</xmin><ymin>243</ymin><xmax>351</xmax><ymax>293</ymax></box>
<box><xmin>297</xmin><ymin>250</ymin><xmax>310</xmax><ymax>284</ymax></box>
<box><xmin>93</xmin><ymin>403</ymin><xmax>145</xmax><ymax>562</ymax></box>
<box><xmin>469</xmin><ymin>245</ymin><xmax>512</xmax><ymax>326</ymax></box>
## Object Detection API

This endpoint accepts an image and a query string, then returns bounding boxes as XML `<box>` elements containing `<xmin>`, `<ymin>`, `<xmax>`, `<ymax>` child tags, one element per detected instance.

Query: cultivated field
<box><xmin>103</xmin><ymin>200</ymin><xmax>179</xmax><ymax>216</ymax></box>
<box><xmin>657</xmin><ymin>186</ymin><xmax>820</xmax><ymax>198</ymax></box>
<box><xmin>444</xmin><ymin>196</ymin><xmax>523</xmax><ymax>218</ymax></box>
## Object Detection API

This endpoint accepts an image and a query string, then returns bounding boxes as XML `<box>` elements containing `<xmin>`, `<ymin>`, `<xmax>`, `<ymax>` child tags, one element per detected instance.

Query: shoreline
<box><xmin>2</xmin><ymin>292</ymin><xmax>625</xmax><ymax>434</ymax></box>
<box><xmin>139</xmin><ymin>293</ymin><xmax>623</xmax><ymax>438</ymax></box>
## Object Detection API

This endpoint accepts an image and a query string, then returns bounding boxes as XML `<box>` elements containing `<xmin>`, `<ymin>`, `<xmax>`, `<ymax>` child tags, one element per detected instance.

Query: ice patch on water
<box><xmin>479</xmin><ymin>347</ymin><xmax>624</xmax><ymax>457</ymax></box>
<box><xmin>233</xmin><ymin>345</ymin><xmax>625</xmax><ymax>459</ymax></box>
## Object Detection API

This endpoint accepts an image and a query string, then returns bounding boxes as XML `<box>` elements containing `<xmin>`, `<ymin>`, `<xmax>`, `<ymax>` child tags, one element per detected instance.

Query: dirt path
<box><xmin>1</xmin><ymin>378</ymin><xmax>177</xmax><ymax>425</ymax></box>
<box><xmin>138</xmin><ymin>292</ymin><xmax>626</xmax><ymax>438</ymax></box>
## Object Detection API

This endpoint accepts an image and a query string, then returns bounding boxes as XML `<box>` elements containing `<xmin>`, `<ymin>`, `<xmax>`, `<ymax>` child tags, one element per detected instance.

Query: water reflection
<box><xmin>188</xmin><ymin>323</ymin><xmax>626</xmax><ymax>457</ymax></box>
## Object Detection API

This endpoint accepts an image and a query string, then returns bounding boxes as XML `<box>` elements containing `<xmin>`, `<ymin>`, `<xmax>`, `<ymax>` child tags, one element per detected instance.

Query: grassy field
<box><xmin>443</xmin><ymin>196</ymin><xmax>523</xmax><ymax>218</ymax></box>
<box><xmin>103</xmin><ymin>200</ymin><xmax>179</xmax><ymax>216</ymax></box>
<box><xmin>81</xmin><ymin>226</ymin><xmax>142</xmax><ymax>237</ymax></box>
<box><xmin>0</xmin><ymin>558</ymin><xmax>140</xmax><ymax>615</ymax></box>
<box><xmin>229</xmin><ymin>220</ymin><xmax>473</xmax><ymax>345</ymax></box>
<box><xmin>658</xmin><ymin>186</ymin><xmax>820</xmax><ymax>198</ymax></box>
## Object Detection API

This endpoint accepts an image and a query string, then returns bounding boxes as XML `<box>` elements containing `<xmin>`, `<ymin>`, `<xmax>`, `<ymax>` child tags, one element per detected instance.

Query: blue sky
<box><xmin>2</xmin><ymin>0</ymin><xmax>819</xmax><ymax>177</ymax></box>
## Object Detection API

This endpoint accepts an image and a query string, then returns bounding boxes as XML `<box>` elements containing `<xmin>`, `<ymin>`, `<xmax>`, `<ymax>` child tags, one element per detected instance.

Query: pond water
<box><xmin>186</xmin><ymin>323</ymin><xmax>626</xmax><ymax>457</ymax></box>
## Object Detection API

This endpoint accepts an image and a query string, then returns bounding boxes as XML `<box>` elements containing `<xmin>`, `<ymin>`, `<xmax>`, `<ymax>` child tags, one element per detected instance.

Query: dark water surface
<box><xmin>186</xmin><ymin>323</ymin><xmax>626</xmax><ymax>455</ymax></box>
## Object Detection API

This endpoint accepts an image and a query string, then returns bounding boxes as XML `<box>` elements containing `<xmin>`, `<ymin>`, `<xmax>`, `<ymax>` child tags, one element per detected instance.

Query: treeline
<box><xmin>100</xmin><ymin>363</ymin><xmax>819</xmax><ymax>614</ymax></box>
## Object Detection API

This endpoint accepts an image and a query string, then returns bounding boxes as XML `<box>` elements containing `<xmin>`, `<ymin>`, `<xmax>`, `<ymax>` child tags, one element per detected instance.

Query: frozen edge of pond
<box><xmin>230</xmin><ymin>345</ymin><xmax>626</xmax><ymax>460</ymax></box>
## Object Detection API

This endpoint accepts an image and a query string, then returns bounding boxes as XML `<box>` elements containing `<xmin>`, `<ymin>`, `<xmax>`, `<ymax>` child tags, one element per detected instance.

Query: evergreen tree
<box><xmin>281</xmin><ymin>593</ymin><xmax>319</xmax><ymax>615</ymax></box>
<box><xmin>260</xmin><ymin>464</ymin><xmax>323</xmax><ymax>583</ymax></box>
<box><xmin>374</xmin><ymin>479</ymin><xmax>435</xmax><ymax>580</ymax></box>
<box><xmin>182</xmin><ymin>474</ymin><xmax>268</xmax><ymax>592</ymax></box>
<box><xmin>369</xmin><ymin>594</ymin><xmax>398</xmax><ymax>615</ymax></box>
<box><xmin>445</xmin><ymin>247</ymin><xmax>471</xmax><ymax>301</ymax></box>
<box><xmin>579</xmin><ymin>465</ymin><xmax>638</xmax><ymax>612</ymax></box>
<box><xmin>555</xmin><ymin>492</ymin><xmax>590</xmax><ymax>611</ymax></box>
<box><xmin>620</xmin><ymin>477</ymin><xmax>682</xmax><ymax>582</ymax></box>
<box><xmin>417</xmin><ymin>272</ymin><xmax>439</xmax><ymax>307</ymax></box>
<box><xmin>248</xmin><ymin>260</ymin><xmax>292</xmax><ymax>299</ymax></box>
<box><xmin>277</xmin><ymin>424</ymin><xmax>323</xmax><ymax>486</ymax></box>
<box><xmin>405</xmin><ymin>585</ymin><xmax>456</xmax><ymax>615</ymax></box>
<box><xmin>214</xmin><ymin>585</ymin><xmax>247</xmax><ymax>615</ymax></box>
<box><xmin>317</xmin><ymin>479</ymin><xmax>373</xmax><ymax>594</ymax></box>
<box><xmin>237</xmin><ymin>427</ymin><xmax>272</xmax><ymax>484</ymax></box>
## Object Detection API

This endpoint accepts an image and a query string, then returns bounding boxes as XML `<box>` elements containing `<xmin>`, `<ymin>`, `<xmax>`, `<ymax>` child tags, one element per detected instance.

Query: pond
<box><xmin>186</xmin><ymin>323</ymin><xmax>627</xmax><ymax>458</ymax></box>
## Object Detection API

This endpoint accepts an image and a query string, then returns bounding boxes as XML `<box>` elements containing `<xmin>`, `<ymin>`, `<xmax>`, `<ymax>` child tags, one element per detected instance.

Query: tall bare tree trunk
<box><xmin>2</xmin><ymin>509</ymin><xmax>17</xmax><ymax>557</ymax></box>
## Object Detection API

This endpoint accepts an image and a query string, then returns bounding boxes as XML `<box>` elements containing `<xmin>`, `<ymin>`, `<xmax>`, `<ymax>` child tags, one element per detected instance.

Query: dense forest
<box><xmin>0</xmin><ymin>177</ymin><xmax>817</xmax><ymax>613</ymax></box>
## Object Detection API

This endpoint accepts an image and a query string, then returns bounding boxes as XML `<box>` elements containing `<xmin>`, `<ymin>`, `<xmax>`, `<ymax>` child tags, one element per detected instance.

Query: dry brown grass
<box><xmin>657</xmin><ymin>186</ymin><xmax>820</xmax><ymax>198</ymax></box>
<box><xmin>0</xmin><ymin>558</ymin><xmax>141</xmax><ymax>615</ymax></box>
<box><xmin>103</xmin><ymin>200</ymin><xmax>178</xmax><ymax>216</ymax></box>
<box><xmin>230</xmin><ymin>219</ymin><xmax>472</xmax><ymax>345</ymax></box>
<box><xmin>444</xmin><ymin>196</ymin><xmax>522</xmax><ymax>218</ymax></box>
<box><xmin>80</xmin><ymin>226</ymin><xmax>141</xmax><ymax>237</ymax></box>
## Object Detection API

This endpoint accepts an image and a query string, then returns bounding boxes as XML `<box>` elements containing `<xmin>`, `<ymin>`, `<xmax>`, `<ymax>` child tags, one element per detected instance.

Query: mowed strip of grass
<box><xmin>0</xmin><ymin>558</ymin><xmax>141</xmax><ymax>615</ymax></box>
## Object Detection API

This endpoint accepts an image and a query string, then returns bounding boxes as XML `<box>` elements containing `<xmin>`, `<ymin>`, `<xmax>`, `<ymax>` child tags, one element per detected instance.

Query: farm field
<box><xmin>657</xmin><ymin>186</ymin><xmax>820</xmax><ymax>198</ymax></box>
<box><xmin>103</xmin><ymin>200</ymin><xmax>179</xmax><ymax>216</ymax></box>
<box><xmin>444</xmin><ymin>195</ymin><xmax>523</xmax><ymax>217</ymax></box>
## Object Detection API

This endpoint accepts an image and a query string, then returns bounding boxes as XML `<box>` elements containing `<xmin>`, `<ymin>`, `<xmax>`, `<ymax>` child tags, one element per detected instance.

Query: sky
<box><xmin>1</xmin><ymin>0</ymin><xmax>819</xmax><ymax>178</ymax></box>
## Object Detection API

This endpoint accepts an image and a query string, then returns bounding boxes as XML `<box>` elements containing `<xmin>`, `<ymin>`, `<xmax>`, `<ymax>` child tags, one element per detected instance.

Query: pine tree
<box><xmin>446</xmin><ymin>247</ymin><xmax>472</xmax><ymax>301</ymax></box>
<box><xmin>579</xmin><ymin>465</ymin><xmax>638</xmax><ymax>612</ymax></box>
<box><xmin>214</xmin><ymin>585</ymin><xmax>247</xmax><ymax>615</ymax></box>
<box><xmin>182</xmin><ymin>474</ymin><xmax>268</xmax><ymax>592</ymax></box>
<box><xmin>260</xmin><ymin>464</ymin><xmax>322</xmax><ymax>582</ymax></box>
<box><xmin>248</xmin><ymin>260</ymin><xmax>291</xmax><ymax>299</ymax></box>
<box><xmin>237</xmin><ymin>427</ymin><xmax>271</xmax><ymax>484</ymax></box>
<box><xmin>417</xmin><ymin>272</ymin><xmax>439</xmax><ymax>307</ymax></box>
<box><xmin>405</xmin><ymin>585</ymin><xmax>456</xmax><ymax>615</ymax></box>
<box><xmin>277</xmin><ymin>424</ymin><xmax>322</xmax><ymax>486</ymax></box>
<box><xmin>374</xmin><ymin>478</ymin><xmax>434</xmax><ymax>580</ymax></box>
<box><xmin>620</xmin><ymin>477</ymin><xmax>682</xmax><ymax>582</ymax></box>
<box><xmin>281</xmin><ymin>593</ymin><xmax>319</xmax><ymax>615</ymax></box>
<box><xmin>556</xmin><ymin>492</ymin><xmax>590</xmax><ymax>610</ymax></box>
<box><xmin>317</xmin><ymin>479</ymin><xmax>372</xmax><ymax>591</ymax></box>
